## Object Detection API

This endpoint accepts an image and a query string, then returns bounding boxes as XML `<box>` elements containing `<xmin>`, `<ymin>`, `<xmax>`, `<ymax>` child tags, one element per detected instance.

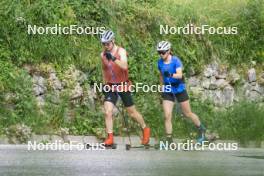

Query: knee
<box><xmin>164</xmin><ymin>112</ymin><xmax>172</xmax><ymax>120</ymax></box>
<box><xmin>104</xmin><ymin>109</ymin><xmax>113</xmax><ymax>118</ymax></box>
<box><xmin>183</xmin><ymin>111</ymin><xmax>193</xmax><ymax>118</ymax></box>
<box><xmin>127</xmin><ymin>109</ymin><xmax>137</xmax><ymax>117</ymax></box>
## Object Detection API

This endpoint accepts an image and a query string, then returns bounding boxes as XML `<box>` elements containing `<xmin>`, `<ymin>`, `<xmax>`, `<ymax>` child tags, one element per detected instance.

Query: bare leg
<box><xmin>104</xmin><ymin>101</ymin><xmax>114</xmax><ymax>133</ymax></box>
<box><xmin>180</xmin><ymin>100</ymin><xmax>201</xmax><ymax>127</ymax></box>
<box><xmin>125</xmin><ymin>105</ymin><xmax>150</xmax><ymax>144</ymax></box>
<box><xmin>125</xmin><ymin>105</ymin><xmax>146</xmax><ymax>129</ymax></box>
<box><xmin>162</xmin><ymin>100</ymin><xmax>174</xmax><ymax>135</ymax></box>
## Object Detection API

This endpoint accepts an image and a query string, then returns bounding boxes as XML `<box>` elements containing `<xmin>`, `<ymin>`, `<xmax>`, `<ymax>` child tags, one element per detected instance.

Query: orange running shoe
<box><xmin>104</xmin><ymin>133</ymin><xmax>114</xmax><ymax>146</ymax></box>
<box><xmin>141</xmin><ymin>127</ymin><xmax>150</xmax><ymax>145</ymax></box>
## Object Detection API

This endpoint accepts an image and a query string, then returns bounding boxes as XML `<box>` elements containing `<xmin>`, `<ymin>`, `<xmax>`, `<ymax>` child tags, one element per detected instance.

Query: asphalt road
<box><xmin>0</xmin><ymin>145</ymin><xmax>263</xmax><ymax>176</ymax></box>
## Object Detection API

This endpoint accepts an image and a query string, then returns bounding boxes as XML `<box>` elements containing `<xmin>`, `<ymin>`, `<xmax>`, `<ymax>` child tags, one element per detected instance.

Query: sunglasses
<box><xmin>102</xmin><ymin>42</ymin><xmax>112</xmax><ymax>46</ymax></box>
<box><xmin>158</xmin><ymin>50</ymin><xmax>168</xmax><ymax>55</ymax></box>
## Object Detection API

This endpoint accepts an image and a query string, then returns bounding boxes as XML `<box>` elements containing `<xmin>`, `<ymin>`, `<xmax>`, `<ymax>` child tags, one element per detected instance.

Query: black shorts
<box><xmin>162</xmin><ymin>90</ymin><xmax>189</xmax><ymax>103</ymax></box>
<box><xmin>103</xmin><ymin>91</ymin><xmax>134</xmax><ymax>107</ymax></box>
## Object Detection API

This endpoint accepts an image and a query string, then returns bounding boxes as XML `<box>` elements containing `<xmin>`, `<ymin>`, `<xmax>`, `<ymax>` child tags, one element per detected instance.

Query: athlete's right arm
<box><xmin>158</xmin><ymin>61</ymin><xmax>163</xmax><ymax>91</ymax></box>
<box><xmin>159</xmin><ymin>72</ymin><xmax>163</xmax><ymax>85</ymax></box>
<box><xmin>159</xmin><ymin>72</ymin><xmax>164</xmax><ymax>92</ymax></box>
<box><xmin>101</xmin><ymin>52</ymin><xmax>106</xmax><ymax>84</ymax></box>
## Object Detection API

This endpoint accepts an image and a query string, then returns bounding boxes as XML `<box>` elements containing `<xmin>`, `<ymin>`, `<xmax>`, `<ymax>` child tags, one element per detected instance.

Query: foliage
<box><xmin>0</xmin><ymin>0</ymin><xmax>263</xmax><ymax>141</ymax></box>
<box><xmin>0</xmin><ymin>60</ymin><xmax>39</xmax><ymax>134</ymax></box>
<box><xmin>215</xmin><ymin>101</ymin><xmax>264</xmax><ymax>143</ymax></box>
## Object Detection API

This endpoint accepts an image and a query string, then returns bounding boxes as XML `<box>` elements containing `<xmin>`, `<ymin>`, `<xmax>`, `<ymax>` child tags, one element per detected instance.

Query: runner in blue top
<box><xmin>158</xmin><ymin>55</ymin><xmax>186</xmax><ymax>94</ymax></box>
<box><xmin>157</xmin><ymin>41</ymin><xmax>206</xmax><ymax>144</ymax></box>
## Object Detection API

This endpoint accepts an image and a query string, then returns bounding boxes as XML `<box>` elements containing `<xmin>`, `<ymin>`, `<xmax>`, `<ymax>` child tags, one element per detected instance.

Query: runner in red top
<box><xmin>100</xmin><ymin>30</ymin><xmax>150</xmax><ymax>146</ymax></box>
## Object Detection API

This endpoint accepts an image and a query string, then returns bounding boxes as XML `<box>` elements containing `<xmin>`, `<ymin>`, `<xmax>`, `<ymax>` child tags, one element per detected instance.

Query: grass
<box><xmin>0</xmin><ymin>0</ymin><xmax>263</xmax><ymax>142</ymax></box>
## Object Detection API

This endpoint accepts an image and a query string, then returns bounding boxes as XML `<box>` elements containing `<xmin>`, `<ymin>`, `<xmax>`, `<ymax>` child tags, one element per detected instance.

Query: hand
<box><xmin>164</xmin><ymin>71</ymin><xmax>173</xmax><ymax>77</ymax></box>
<box><xmin>105</xmin><ymin>52</ymin><xmax>116</xmax><ymax>61</ymax></box>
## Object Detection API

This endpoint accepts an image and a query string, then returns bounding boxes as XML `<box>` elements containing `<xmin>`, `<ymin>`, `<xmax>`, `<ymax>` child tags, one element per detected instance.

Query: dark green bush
<box><xmin>216</xmin><ymin>101</ymin><xmax>264</xmax><ymax>143</ymax></box>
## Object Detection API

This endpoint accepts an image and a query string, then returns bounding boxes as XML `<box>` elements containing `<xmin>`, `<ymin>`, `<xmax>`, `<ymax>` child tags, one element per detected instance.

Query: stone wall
<box><xmin>187</xmin><ymin>62</ymin><xmax>264</xmax><ymax>107</ymax></box>
<box><xmin>24</xmin><ymin>64</ymin><xmax>97</xmax><ymax>120</ymax></box>
<box><xmin>24</xmin><ymin>63</ymin><xmax>264</xmax><ymax>113</ymax></box>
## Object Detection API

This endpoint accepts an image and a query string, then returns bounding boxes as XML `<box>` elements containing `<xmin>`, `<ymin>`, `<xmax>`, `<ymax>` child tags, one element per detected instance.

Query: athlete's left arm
<box><xmin>171</xmin><ymin>58</ymin><xmax>183</xmax><ymax>79</ymax></box>
<box><xmin>172</xmin><ymin>68</ymin><xmax>183</xmax><ymax>79</ymax></box>
<box><xmin>113</xmin><ymin>48</ymin><xmax>128</xmax><ymax>70</ymax></box>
